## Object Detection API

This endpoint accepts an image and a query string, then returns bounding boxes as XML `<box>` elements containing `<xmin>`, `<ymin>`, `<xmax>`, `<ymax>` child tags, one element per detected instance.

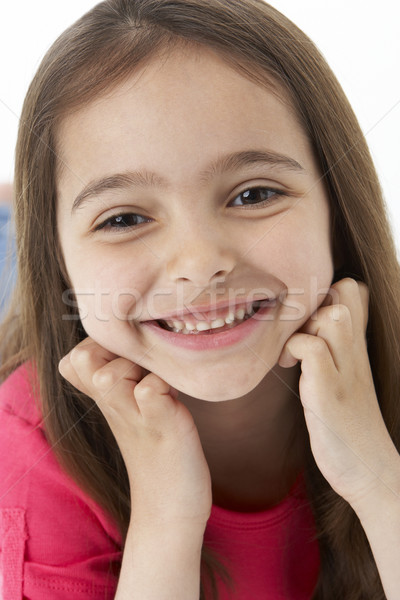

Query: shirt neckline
<box><xmin>208</xmin><ymin>473</ymin><xmax>306</xmax><ymax>530</ymax></box>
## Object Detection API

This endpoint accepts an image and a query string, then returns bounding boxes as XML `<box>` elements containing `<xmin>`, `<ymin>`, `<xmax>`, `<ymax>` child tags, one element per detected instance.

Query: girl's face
<box><xmin>57</xmin><ymin>47</ymin><xmax>334</xmax><ymax>401</ymax></box>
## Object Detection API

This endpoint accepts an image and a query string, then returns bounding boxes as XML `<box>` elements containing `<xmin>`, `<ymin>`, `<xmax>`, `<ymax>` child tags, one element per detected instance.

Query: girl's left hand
<box><xmin>279</xmin><ymin>277</ymin><xmax>400</xmax><ymax>513</ymax></box>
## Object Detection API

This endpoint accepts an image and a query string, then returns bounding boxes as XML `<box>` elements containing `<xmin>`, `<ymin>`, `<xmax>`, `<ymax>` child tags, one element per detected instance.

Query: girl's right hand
<box><xmin>58</xmin><ymin>337</ymin><xmax>212</xmax><ymax>532</ymax></box>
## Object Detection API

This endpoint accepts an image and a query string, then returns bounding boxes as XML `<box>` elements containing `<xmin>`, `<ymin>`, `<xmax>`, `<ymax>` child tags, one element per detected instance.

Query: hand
<box><xmin>59</xmin><ymin>338</ymin><xmax>212</xmax><ymax>531</ymax></box>
<box><xmin>279</xmin><ymin>278</ymin><xmax>400</xmax><ymax>512</ymax></box>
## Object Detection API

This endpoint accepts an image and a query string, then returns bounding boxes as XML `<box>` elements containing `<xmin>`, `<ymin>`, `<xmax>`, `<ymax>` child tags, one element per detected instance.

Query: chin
<box><xmin>168</xmin><ymin>367</ymin><xmax>268</xmax><ymax>402</ymax></box>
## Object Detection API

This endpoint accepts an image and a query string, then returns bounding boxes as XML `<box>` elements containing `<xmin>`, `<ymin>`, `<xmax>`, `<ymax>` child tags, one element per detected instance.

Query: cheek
<box><xmin>283</xmin><ymin>238</ymin><xmax>334</xmax><ymax>323</ymax></box>
<box><xmin>67</xmin><ymin>251</ymin><xmax>155</xmax><ymax>325</ymax></box>
<box><xmin>250</xmin><ymin>219</ymin><xmax>334</xmax><ymax>322</ymax></box>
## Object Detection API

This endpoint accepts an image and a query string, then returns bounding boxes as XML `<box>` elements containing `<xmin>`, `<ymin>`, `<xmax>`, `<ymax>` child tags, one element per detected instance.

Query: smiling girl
<box><xmin>1</xmin><ymin>1</ymin><xmax>400</xmax><ymax>599</ymax></box>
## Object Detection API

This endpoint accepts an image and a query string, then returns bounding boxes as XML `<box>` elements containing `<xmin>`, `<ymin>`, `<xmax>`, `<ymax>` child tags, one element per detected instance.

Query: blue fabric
<box><xmin>0</xmin><ymin>204</ymin><xmax>16</xmax><ymax>316</ymax></box>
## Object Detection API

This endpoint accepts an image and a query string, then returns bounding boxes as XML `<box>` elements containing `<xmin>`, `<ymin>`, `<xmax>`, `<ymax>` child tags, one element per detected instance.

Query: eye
<box><xmin>95</xmin><ymin>212</ymin><xmax>152</xmax><ymax>231</ymax></box>
<box><xmin>229</xmin><ymin>187</ymin><xmax>284</xmax><ymax>208</ymax></box>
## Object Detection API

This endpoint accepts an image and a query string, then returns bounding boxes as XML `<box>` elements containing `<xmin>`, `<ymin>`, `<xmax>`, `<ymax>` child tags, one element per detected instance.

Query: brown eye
<box><xmin>230</xmin><ymin>187</ymin><xmax>283</xmax><ymax>207</ymax></box>
<box><xmin>96</xmin><ymin>213</ymin><xmax>152</xmax><ymax>231</ymax></box>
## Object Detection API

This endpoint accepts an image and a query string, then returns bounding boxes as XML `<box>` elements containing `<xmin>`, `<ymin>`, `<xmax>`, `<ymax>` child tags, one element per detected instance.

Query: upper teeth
<box><xmin>164</xmin><ymin>305</ymin><xmax>254</xmax><ymax>333</ymax></box>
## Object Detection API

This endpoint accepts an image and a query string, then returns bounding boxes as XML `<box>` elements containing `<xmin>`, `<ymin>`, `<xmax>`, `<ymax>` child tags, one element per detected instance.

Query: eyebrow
<box><xmin>71</xmin><ymin>149</ymin><xmax>304</xmax><ymax>213</ymax></box>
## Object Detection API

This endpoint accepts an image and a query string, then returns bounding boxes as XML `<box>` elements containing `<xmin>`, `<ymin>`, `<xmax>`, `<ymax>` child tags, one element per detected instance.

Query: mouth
<box><xmin>152</xmin><ymin>299</ymin><xmax>273</xmax><ymax>335</ymax></box>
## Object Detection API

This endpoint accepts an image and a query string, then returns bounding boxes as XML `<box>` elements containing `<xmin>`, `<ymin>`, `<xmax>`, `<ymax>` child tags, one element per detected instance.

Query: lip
<box><xmin>141</xmin><ymin>297</ymin><xmax>271</xmax><ymax>323</ymax></box>
<box><xmin>141</xmin><ymin>300</ymin><xmax>275</xmax><ymax>351</ymax></box>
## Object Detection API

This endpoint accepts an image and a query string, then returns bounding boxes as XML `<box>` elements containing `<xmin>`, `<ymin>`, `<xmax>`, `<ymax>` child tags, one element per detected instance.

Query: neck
<box><xmin>178</xmin><ymin>364</ymin><xmax>306</xmax><ymax>512</ymax></box>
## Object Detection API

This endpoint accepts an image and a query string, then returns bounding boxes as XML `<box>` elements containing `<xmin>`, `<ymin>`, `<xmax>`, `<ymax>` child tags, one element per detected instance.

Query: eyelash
<box><xmin>94</xmin><ymin>213</ymin><xmax>152</xmax><ymax>231</ymax></box>
<box><xmin>230</xmin><ymin>186</ymin><xmax>284</xmax><ymax>208</ymax></box>
<box><xmin>94</xmin><ymin>186</ymin><xmax>285</xmax><ymax>232</ymax></box>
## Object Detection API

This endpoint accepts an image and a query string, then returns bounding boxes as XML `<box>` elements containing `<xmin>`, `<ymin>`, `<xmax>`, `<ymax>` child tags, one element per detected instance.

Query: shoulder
<box><xmin>0</xmin><ymin>364</ymin><xmax>65</xmax><ymax>509</ymax></box>
<box><xmin>0</xmin><ymin>364</ymin><xmax>47</xmax><ymax>503</ymax></box>
<box><xmin>0</xmin><ymin>363</ymin><xmax>120</xmax><ymax>538</ymax></box>
<box><xmin>0</xmin><ymin>362</ymin><xmax>41</xmax><ymax>427</ymax></box>
<box><xmin>0</xmin><ymin>364</ymin><xmax>122</xmax><ymax>598</ymax></box>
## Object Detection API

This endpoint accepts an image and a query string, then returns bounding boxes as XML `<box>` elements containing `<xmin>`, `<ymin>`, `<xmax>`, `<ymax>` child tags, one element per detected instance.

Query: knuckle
<box><xmin>70</xmin><ymin>346</ymin><xmax>92</xmax><ymax>366</ymax></box>
<box><xmin>135</xmin><ymin>380</ymin><xmax>154</xmax><ymax>400</ymax></box>
<box><xmin>317</xmin><ymin>303</ymin><xmax>351</xmax><ymax>328</ymax></box>
<box><xmin>58</xmin><ymin>357</ymin><xmax>79</xmax><ymax>386</ymax></box>
<box><xmin>58</xmin><ymin>355</ymin><xmax>72</xmax><ymax>376</ymax></box>
<box><xmin>340</xmin><ymin>277</ymin><xmax>358</xmax><ymax>290</ymax></box>
<box><xmin>327</xmin><ymin>303</ymin><xmax>351</xmax><ymax>323</ymax></box>
<box><xmin>307</xmin><ymin>335</ymin><xmax>327</xmax><ymax>356</ymax></box>
<box><xmin>92</xmin><ymin>367</ymin><xmax>117</xmax><ymax>390</ymax></box>
<box><xmin>137</xmin><ymin>373</ymin><xmax>170</xmax><ymax>397</ymax></box>
<box><xmin>143</xmin><ymin>373</ymin><xmax>168</xmax><ymax>393</ymax></box>
<box><xmin>134</xmin><ymin>380</ymin><xmax>175</xmax><ymax>420</ymax></box>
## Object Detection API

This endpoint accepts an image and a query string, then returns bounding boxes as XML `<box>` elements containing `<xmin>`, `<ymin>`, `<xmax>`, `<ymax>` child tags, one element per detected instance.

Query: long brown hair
<box><xmin>1</xmin><ymin>1</ymin><xmax>399</xmax><ymax>597</ymax></box>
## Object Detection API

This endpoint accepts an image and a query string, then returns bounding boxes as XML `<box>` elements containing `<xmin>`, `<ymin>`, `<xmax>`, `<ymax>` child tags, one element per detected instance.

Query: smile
<box><xmin>156</xmin><ymin>300</ymin><xmax>268</xmax><ymax>335</ymax></box>
<box><xmin>142</xmin><ymin>299</ymin><xmax>276</xmax><ymax>351</ymax></box>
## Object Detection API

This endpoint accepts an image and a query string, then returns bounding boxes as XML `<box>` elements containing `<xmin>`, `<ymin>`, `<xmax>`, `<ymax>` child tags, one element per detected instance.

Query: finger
<box><xmin>92</xmin><ymin>357</ymin><xmax>142</xmax><ymax>391</ymax></box>
<box><xmin>327</xmin><ymin>278</ymin><xmax>369</xmax><ymax>340</ymax></box>
<box><xmin>72</xmin><ymin>335</ymin><xmax>119</xmax><ymax>361</ymax></box>
<box><xmin>60</xmin><ymin>338</ymin><xmax>118</xmax><ymax>395</ymax></box>
<box><xmin>358</xmin><ymin>281</ymin><xmax>369</xmax><ymax>333</ymax></box>
<box><xmin>279</xmin><ymin>332</ymin><xmax>337</xmax><ymax>381</ymax></box>
<box><xmin>300</xmin><ymin>279</ymin><xmax>369</xmax><ymax>370</ymax></box>
<box><xmin>300</xmin><ymin>302</ymin><xmax>353</xmax><ymax>371</ymax></box>
<box><xmin>91</xmin><ymin>357</ymin><xmax>143</xmax><ymax>417</ymax></box>
<box><xmin>134</xmin><ymin>372</ymin><xmax>179</xmax><ymax>421</ymax></box>
<box><xmin>278</xmin><ymin>341</ymin><xmax>299</xmax><ymax>368</ymax></box>
<box><xmin>59</xmin><ymin>337</ymin><xmax>132</xmax><ymax>397</ymax></box>
<box><xmin>58</xmin><ymin>352</ymin><xmax>87</xmax><ymax>392</ymax></box>
<box><xmin>59</xmin><ymin>337</ymin><xmax>118</xmax><ymax>373</ymax></box>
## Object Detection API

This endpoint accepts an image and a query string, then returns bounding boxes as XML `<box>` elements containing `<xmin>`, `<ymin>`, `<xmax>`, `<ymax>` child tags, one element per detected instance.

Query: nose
<box><xmin>166</xmin><ymin>224</ymin><xmax>237</xmax><ymax>287</ymax></box>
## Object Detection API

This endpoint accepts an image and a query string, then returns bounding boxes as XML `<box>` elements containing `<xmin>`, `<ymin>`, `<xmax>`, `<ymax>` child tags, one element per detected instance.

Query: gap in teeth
<box><xmin>159</xmin><ymin>301</ymin><xmax>263</xmax><ymax>333</ymax></box>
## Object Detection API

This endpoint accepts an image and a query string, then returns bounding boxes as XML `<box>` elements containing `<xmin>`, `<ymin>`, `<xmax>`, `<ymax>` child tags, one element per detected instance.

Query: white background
<box><xmin>1</xmin><ymin>1</ymin><xmax>399</xmax><ymax>246</ymax></box>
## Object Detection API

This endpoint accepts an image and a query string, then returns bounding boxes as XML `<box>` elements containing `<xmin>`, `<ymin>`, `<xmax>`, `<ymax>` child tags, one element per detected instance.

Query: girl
<box><xmin>1</xmin><ymin>0</ymin><xmax>400</xmax><ymax>598</ymax></box>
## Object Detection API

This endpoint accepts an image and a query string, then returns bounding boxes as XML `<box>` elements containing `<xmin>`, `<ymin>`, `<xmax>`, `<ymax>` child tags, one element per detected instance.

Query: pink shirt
<box><xmin>204</xmin><ymin>486</ymin><xmax>320</xmax><ymax>599</ymax></box>
<box><xmin>0</xmin><ymin>364</ymin><xmax>319</xmax><ymax>599</ymax></box>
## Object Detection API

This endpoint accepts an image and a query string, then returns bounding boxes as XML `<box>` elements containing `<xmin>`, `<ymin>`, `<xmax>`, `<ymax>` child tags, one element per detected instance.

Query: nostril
<box><xmin>212</xmin><ymin>270</ymin><xmax>228</xmax><ymax>282</ymax></box>
<box><xmin>166</xmin><ymin>250</ymin><xmax>234</xmax><ymax>286</ymax></box>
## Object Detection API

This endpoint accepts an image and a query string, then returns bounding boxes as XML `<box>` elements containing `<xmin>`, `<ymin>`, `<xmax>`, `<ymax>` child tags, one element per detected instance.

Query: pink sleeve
<box><xmin>0</xmin><ymin>369</ymin><xmax>122</xmax><ymax>599</ymax></box>
<box><xmin>0</xmin><ymin>508</ymin><xmax>27</xmax><ymax>599</ymax></box>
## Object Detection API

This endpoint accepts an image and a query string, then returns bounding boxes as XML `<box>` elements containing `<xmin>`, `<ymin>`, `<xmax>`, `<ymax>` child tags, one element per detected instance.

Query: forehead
<box><xmin>56</xmin><ymin>46</ymin><xmax>316</xmax><ymax>194</ymax></box>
